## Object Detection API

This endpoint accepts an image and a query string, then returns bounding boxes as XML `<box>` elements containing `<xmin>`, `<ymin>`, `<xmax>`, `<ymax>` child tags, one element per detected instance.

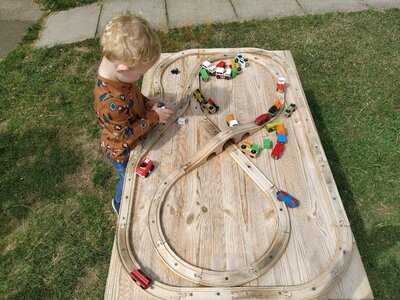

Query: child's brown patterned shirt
<box><xmin>93</xmin><ymin>75</ymin><xmax>159</xmax><ymax>163</ymax></box>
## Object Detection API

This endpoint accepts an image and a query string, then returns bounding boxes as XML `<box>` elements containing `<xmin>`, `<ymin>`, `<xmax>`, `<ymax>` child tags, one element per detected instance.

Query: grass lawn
<box><xmin>36</xmin><ymin>0</ymin><xmax>98</xmax><ymax>11</ymax></box>
<box><xmin>1</xmin><ymin>8</ymin><xmax>399</xmax><ymax>300</ymax></box>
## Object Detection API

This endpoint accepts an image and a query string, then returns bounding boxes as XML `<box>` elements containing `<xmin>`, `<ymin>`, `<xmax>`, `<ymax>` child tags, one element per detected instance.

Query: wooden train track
<box><xmin>116</xmin><ymin>48</ymin><xmax>355</xmax><ymax>299</ymax></box>
<box><xmin>147</xmin><ymin>122</ymin><xmax>291</xmax><ymax>286</ymax></box>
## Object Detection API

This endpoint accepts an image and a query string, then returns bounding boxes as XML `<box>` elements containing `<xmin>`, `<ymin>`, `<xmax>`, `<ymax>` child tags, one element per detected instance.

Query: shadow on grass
<box><xmin>0</xmin><ymin>125</ymin><xmax>114</xmax><ymax>299</ymax></box>
<box><xmin>0</xmin><ymin>126</ymin><xmax>80</xmax><ymax>236</ymax></box>
<box><xmin>305</xmin><ymin>89</ymin><xmax>400</xmax><ymax>298</ymax></box>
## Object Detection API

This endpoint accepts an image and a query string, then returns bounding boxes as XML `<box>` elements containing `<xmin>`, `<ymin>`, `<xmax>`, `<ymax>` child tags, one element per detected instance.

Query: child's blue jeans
<box><xmin>111</xmin><ymin>159</ymin><xmax>128</xmax><ymax>213</ymax></box>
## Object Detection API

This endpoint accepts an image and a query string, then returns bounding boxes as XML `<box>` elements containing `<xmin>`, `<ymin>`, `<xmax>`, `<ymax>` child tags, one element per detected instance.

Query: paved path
<box><xmin>0</xmin><ymin>0</ymin><xmax>42</xmax><ymax>58</ymax></box>
<box><xmin>9</xmin><ymin>0</ymin><xmax>400</xmax><ymax>48</ymax></box>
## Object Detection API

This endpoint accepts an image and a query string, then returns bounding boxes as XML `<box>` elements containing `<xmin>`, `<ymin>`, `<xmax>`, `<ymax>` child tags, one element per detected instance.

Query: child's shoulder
<box><xmin>94</xmin><ymin>76</ymin><xmax>128</xmax><ymax>102</ymax></box>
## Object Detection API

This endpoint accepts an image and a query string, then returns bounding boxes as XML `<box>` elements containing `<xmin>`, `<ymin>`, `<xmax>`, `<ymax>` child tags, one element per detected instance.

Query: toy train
<box><xmin>225</xmin><ymin>113</ymin><xmax>239</xmax><ymax>127</ymax></box>
<box><xmin>215</xmin><ymin>60</ymin><xmax>237</xmax><ymax>80</ymax></box>
<box><xmin>276</xmin><ymin>190</ymin><xmax>299</xmax><ymax>208</ymax></box>
<box><xmin>199</xmin><ymin>53</ymin><xmax>248</xmax><ymax>81</ymax></box>
<box><xmin>265</xmin><ymin>121</ymin><xmax>286</xmax><ymax>159</ymax></box>
<box><xmin>284</xmin><ymin>103</ymin><xmax>297</xmax><ymax>117</ymax></box>
<box><xmin>271</xmin><ymin>142</ymin><xmax>285</xmax><ymax>159</ymax></box>
<box><xmin>130</xmin><ymin>269</ymin><xmax>152</xmax><ymax>289</ymax></box>
<box><xmin>199</xmin><ymin>67</ymin><xmax>209</xmax><ymax>81</ymax></box>
<box><xmin>255</xmin><ymin>112</ymin><xmax>272</xmax><ymax>126</ymax></box>
<box><xmin>234</xmin><ymin>52</ymin><xmax>249</xmax><ymax>70</ymax></box>
<box><xmin>276</xmin><ymin>76</ymin><xmax>286</xmax><ymax>93</ymax></box>
<box><xmin>193</xmin><ymin>89</ymin><xmax>219</xmax><ymax>114</ymax></box>
<box><xmin>201</xmin><ymin>60</ymin><xmax>216</xmax><ymax>75</ymax></box>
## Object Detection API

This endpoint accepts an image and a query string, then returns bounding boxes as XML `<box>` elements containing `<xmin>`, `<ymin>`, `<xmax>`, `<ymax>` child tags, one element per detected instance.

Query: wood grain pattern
<box><xmin>104</xmin><ymin>49</ymin><xmax>373</xmax><ymax>299</ymax></box>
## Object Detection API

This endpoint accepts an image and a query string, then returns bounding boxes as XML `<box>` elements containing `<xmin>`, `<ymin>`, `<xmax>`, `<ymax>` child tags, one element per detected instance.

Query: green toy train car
<box><xmin>199</xmin><ymin>67</ymin><xmax>209</xmax><ymax>81</ymax></box>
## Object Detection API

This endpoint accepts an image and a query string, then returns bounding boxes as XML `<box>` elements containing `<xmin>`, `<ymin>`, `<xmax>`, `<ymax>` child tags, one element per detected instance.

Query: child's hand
<box><xmin>152</xmin><ymin>104</ymin><xmax>174</xmax><ymax>123</ymax></box>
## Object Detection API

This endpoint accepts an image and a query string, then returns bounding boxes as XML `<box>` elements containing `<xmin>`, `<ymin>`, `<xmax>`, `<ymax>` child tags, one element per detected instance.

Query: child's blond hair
<box><xmin>101</xmin><ymin>15</ymin><xmax>161</xmax><ymax>67</ymax></box>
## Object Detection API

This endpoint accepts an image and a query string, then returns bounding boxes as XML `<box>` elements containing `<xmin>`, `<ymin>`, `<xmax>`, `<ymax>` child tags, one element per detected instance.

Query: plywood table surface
<box><xmin>104</xmin><ymin>49</ymin><xmax>373</xmax><ymax>300</ymax></box>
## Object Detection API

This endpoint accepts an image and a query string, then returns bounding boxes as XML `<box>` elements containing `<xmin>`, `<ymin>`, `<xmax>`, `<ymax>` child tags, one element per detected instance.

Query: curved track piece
<box><xmin>116</xmin><ymin>48</ymin><xmax>354</xmax><ymax>299</ymax></box>
<box><xmin>148</xmin><ymin>123</ymin><xmax>291</xmax><ymax>286</ymax></box>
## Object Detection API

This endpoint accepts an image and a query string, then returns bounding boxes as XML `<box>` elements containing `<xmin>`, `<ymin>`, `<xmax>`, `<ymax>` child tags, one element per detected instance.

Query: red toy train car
<box><xmin>255</xmin><ymin>112</ymin><xmax>272</xmax><ymax>126</ymax></box>
<box><xmin>130</xmin><ymin>269</ymin><xmax>152</xmax><ymax>289</ymax></box>
<box><xmin>216</xmin><ymin>60</ymin><xmax>226</xmax><ymax>68</ymax></box>
<box><xmin>271</xmin><ymin>142</ymin><xmax>285</xmax><ymax>159</ymax></box>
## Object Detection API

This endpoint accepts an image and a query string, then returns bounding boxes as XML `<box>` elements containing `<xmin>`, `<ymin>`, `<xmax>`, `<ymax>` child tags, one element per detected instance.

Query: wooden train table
<box><xmin>104</xmin><ymin>48</ymin><xmax>373</xmax><ymax>299</ymax></box>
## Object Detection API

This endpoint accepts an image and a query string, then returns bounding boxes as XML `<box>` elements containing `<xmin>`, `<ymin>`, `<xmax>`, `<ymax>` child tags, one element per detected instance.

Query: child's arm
<box><xmin>140</xmin><ymin>91</ymin><xmax>174</xmax><ymax>123</ymax></box>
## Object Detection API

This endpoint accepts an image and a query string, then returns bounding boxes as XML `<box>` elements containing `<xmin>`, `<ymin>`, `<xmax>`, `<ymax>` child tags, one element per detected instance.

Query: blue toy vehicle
<box><xmin>277</xmin><ymin>133</ymin><xmax>287</xmax><ymax>144</ymax></box>
<box><xmin>276</xmin><ymin>190</ymin><xmax>299</xmax><ymax>208</ymax></box>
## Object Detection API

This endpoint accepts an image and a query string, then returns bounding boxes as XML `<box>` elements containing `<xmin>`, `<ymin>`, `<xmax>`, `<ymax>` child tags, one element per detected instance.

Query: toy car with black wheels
<box><xmin>215</xmin><ymin>66</ymin><xmax>233</xmax><ymax>79</ymax></box>
<box><xmin>239</xmin><ymin>141</ymin><xmax>258</xmax><ymax>158</ymax></box>
<box><xmin>193</xmin><ymin>88</ymin><xmax>206</xmax><ymax>104</ymax></box>
<box><xmin>239</xmin><ymin>141</ymin><xmax>252</xmax><ymax>154</ymax></box>
<box><xmin>223</xmin><ymin>66</ymin><xmax>233</xmax><ymax>79</ymax></box>
<box><xmin>230</xmin><ymin>65</ymin><xmax>238</xmax><ymax>78</ymax></box>
<box><xmin>225</xmin><ymin>113</ymin><xmax>239</xmax><ymax>127</ymax></box>
<box><xmin>284</xmin><ymin>103</ymin><xmax>297</xmax><ymax>117</ymax></box>
<box><xmin>201</xmin><ymin>98</ymin><xmax>219</xmax><ymax>114</ymax></box>
<box><xmin>215</xmin><ymin>67</ymin><xmax>225</xmax><ymax>79</ymax></box>
<box><xmin>135</xmin><ymin>158</ymin><xmax>154</xmax><ymax>178</ymax></box>
<box><xmin>231</xmin><ymin>60</ymin><xmax>242</xmax><ymax>73</ymax></box>
<box><xmin>234</xmin><ymin>53</ymin><xmax>249</xmax><ymax>70</ymax></box>
<box><xmin>201</xmin><ymin>60</ymin><xmax>216</xmax><ymax>75</ymax></box>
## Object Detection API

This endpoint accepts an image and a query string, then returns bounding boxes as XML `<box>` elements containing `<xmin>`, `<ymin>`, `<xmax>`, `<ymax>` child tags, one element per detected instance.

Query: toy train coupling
<box><xmin>130</xmin><ymin>269</ymin><xmax>152</xmax><ymax>289</ymax></box>
<box><xmin>276</xmin><ymin>190</ymin><xmax>299</xmax><ymax>208</ymax></box>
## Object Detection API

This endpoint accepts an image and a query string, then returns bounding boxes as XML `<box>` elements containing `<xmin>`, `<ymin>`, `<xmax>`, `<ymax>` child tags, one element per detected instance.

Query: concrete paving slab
<box><xmin>0</xmin><ymin>0</ymin><xmax>42</xmax><ymax>22</ymax></box>
<box><xmin>232</xmin><ymin>0</ymin><xmax>304</xmax><ymax>20</ymax></box>
<box><xmin>297</xmin><ymin>0</ymin><xmax>368</xmax><ymax>14</ymax></box>
<box><xmin>166</xmin><ymin>0</ymin><xmax>237</xmax><ymax>28</ymax></box>
<box><xmin>0</xmin><ymin>20</ymin><xmax>32</xmax><ymax>58</ymax></box>
<box><xmin>36</xmin><ymin>3</ymin><xmax>101</xmax><ymax>48</ymax></box>
<box><xmin>363</xmin><ymin>0</ymin><xmax>400</xmax><ymax>9</ymax></box>
<box><xmin>98</xmin><ymin>0</ymin><xmax>167</xmax><ymax>35</ymax></box>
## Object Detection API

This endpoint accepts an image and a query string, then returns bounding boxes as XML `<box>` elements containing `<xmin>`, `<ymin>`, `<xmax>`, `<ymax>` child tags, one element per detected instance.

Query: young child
<box><xmin>93</xmin><ymin>15</ymin><xmax>173</xmax><ymax>214</ymax></box>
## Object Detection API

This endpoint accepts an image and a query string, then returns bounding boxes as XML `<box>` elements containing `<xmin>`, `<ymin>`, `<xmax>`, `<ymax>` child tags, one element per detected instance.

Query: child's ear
<box><xmin>116</xmin><ymin>64</ymin><xmax>130</xmax><ymax>72</ymax></box>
